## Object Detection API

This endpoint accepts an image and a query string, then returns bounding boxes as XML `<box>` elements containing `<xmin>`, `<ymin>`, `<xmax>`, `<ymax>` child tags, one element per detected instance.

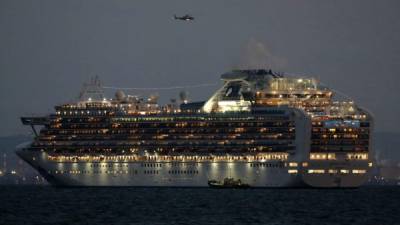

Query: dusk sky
<box><xmin>1</xmin><ymin>0</ymin><xmax>399</xmax><ymax>136</ymax></box>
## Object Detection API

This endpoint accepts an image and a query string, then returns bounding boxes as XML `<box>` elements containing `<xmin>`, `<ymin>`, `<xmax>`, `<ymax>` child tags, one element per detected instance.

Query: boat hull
<box><xmin>17</xmin><ymin>149</ymin><xmax>305</xmax><ymax>187</ymax></box>
<box><xmin>17</xmin><ymin>149</ymin><xmax>370</xmax><ymax>188</ymax></box>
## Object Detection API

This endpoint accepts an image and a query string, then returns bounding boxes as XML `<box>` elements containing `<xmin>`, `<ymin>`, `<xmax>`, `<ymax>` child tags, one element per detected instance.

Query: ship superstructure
<box><xmin>17</xmin><ymin>70</ymin><xmax>373</xmax><ymax>187</ymax></box>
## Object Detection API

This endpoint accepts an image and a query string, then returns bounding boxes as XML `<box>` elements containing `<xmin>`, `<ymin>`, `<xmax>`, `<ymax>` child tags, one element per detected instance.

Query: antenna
<box><xmin>179</xmin><ymin>90</ymin><xmax>189</xmax><ymax>104</ymax></box>
<box><xmin>78</xmin><ymin>75</ymin><xmax>105</xmax><ymax>101</ymax></box>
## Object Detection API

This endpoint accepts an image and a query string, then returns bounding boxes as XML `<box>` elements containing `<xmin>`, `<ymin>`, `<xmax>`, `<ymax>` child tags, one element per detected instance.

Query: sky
<box><xmin>0</xmin><ymin>0</ymin><xmax>399</xmax><ymax>136</ymax></box>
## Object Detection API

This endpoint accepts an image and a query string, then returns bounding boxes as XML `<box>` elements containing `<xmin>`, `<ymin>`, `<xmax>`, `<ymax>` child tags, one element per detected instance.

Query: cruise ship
<box><xmin>17</xmin><ymin>69</ymin><xmax>373</xmax><ymax>187</ymax></box>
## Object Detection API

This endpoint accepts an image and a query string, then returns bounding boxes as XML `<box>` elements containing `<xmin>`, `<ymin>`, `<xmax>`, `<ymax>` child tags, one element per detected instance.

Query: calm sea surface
<box><xmin>0</xmin><ymin>186</ymin><xmax>399</xmax><ymax>225</ymax></box>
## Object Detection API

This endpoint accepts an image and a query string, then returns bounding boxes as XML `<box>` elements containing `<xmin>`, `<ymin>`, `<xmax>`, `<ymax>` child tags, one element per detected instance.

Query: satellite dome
<box><xmin>115</xmin><ymin>90</ymin><xmax>126</xmax><ymax>101</ymax></box>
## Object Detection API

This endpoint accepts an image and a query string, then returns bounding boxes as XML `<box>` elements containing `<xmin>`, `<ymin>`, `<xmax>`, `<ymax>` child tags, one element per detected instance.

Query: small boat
<box><xmin>208</xmin><ymin>178</ymin><xmax>250</xmax><ymax>188</ymax></box>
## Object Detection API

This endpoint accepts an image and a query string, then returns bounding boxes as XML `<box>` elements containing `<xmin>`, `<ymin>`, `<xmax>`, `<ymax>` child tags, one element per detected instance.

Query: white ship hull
<box><xmin>17</xmin><ymin>150</ymin><xmax>369</xmax><ymax>188</ymax></box>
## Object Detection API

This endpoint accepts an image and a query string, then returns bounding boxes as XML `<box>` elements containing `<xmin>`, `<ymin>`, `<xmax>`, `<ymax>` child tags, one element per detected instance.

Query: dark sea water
<box><xmin>0</xmin><ymin>186</ymin><xmax>399</xmax><ymax>225</ymax></box>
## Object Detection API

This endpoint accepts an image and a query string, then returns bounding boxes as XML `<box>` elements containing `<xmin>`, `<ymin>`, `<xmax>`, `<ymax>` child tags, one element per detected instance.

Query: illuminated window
<box><xmin>288</xmin><ymin>169</ymin><xmax>298</xmax><ymax>174</ymax></box>
<box><xmin>328</xmin><ymin>169</ymin><xmax>337</xmax><ymax>174</ymax></box>
<box><xmin>235</xmin><ymin>127</ymin><xmax>245</xmax><ymax>132</ymax></box>
<box><xmin>327</xmin><ymin>153</ymin><xmax>336</xmax><ymax>160</ymax></box>
<box><xmin>340</xmin><ymin>169</ymin><xmax>349</xmax><ymax>174</ymax></box>
<box><xmin>310</xmin><ymin>153</ymin><xmax>326</xmax><ymax>160</ymax></box>
<box><xmin>302</xmin><ymin>162</ymin><xmax>308</xmax><ymax>167</ymax></box>
<box><xmin>346</xmin><ymin>153</ymin><xmax>368</xmax><ymax>160</ymax></box>
<box><xmin>308</xmin><ymin>169</ymin><xmax>325</xmax><ymax>174</ymax></box>
<box><xmin>310</xmin><ymin>153</ymin><xmax>335</xmax><ymax>160</ymax></box>
<box><xmin>352</xmin><ymin>170</ymin><xmax>366</xmax><ymax>174</ymax></box>
<box><xmin>289</xmin><ymin>162</ymin><xmax>298</xmax><ymax>167</ymax></box>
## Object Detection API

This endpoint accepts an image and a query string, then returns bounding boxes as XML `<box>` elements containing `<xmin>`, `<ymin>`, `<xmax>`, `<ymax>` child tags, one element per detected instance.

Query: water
<box><xmin>0</xmin><ymin>186</ymin><xmax>399</xmax><ymax>225</ymax></box>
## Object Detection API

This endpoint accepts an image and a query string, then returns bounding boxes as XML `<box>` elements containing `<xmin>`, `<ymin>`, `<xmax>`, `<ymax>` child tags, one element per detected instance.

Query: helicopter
<box><xmin>174</xmin><ymin>14</ymin><xmax>194</xmax><ymax>21</ymax></box>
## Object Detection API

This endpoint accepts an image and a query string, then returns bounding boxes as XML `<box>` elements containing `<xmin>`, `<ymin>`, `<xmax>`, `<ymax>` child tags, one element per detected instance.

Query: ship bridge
<box><xmin>21</xmin><ymin>116</ymin><xmax>50</xmax><ymax>137</ymax></box>
<box><xmin>21</xmin><ymin>116</ymin><xmax>49</xmax><ymax>125</ymax></box>
<box><xmin>203</xmin><ymin>69</ymin><xmax>301</xmax><ymax>113</ymax></box>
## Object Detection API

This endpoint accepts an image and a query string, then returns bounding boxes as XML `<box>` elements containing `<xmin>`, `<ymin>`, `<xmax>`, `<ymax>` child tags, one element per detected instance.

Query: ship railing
<box><xmin>46</xmin><ymin>153</ymin><xmax>289</xmax><ymax>163</ymax></box>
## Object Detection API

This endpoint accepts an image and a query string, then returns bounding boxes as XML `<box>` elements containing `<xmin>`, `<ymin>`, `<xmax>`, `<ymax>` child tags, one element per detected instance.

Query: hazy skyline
<box><xmin>1</xmin><ymin>0</ymin><xmax>400</xmax><ymax>136</ymax></box>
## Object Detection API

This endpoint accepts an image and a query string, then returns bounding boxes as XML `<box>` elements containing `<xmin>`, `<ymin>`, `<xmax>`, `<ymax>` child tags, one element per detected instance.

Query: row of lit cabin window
<box><xmin>312</xmin><ymin>134</ymin><xmax>369</xmax><ymax>139</ymax></box>
<box><xmin>110</xmin><ymin>122</ymin><xmax>295</xmax><ymax>128</ymax></box>
<box><xmin>89</xmin><ymin>163</ymin><xmax>199</xmax><ymax>168</ymax></box>
<box><xmin>49</xmin><ymin>168</ymin><xmax>368</xmax><ymax>175</ymax></box>
<box><xmin>36</xmin><ymin>139</ymin><xmax>294</xmax><ymax>145</ymax></box>
<box><xmin>310</xmin><ymin>146</ymin><xmax>368</xmax><ymax>152</ymax></box>
<box><xmin>312</xmin><ymin>128</ymin><xmax>368</xmax><ymax>133</ymax></box>
<box><xmin>250</xmin><ymin>162</ymin><xmax>284</xmax><ymax>168</ymax></box>
<box><xmin>36</xmin><ymin>143</ymin><xmax>294</xmax><ymax>151</ymax></box>
<box><xmin>49</xmin><ymin>123</ymin><xmax>295</xmax><ymax>133</ymax></box>
<box><xmin>39</xmin><ymin>137</ymin><xmax>287</xmax><ymax>144</ymax></box>
<box><xmin>311</xmin><ymin>140</ymin><xmax>369</xmax><ymax>145</ymax></box>
<box><xmin>287</xmin><ymin>169</ymin><xmax>367</xmax><ymax>174</ymax></box>
<box><xmin>312</xmin><ymin>124</ymin><xmax>369</xmax><ymax>129</ymax></box>
<box><xmin>52</xmin><ymin>170</ymin><xmax>137</xmax><ymax>175</ymax></box>
<box><xmin>47</xmin><ymin>153</ymin><xmax>289</xmax><ymax>162</ymax></box>
<box><xmin>51</xmin><ymin>166</ymin><xmax>310</xmax><ymax>175</ymax></box>
<box><xmin>309</xmin><ymin>153</ymin><xmax>368</xmax><ymax>160</ymax></box>
<box><xmin>54</xmin><ymin>114</ymin><xmax>291</xmax><ymax>122</ymax></box>
<box><xmin>258</xmin><ymin>100</ymin><xmax>331</xmax><ymax>107</ymax></box>
<box><xmin>311</xmin><ymin>121</ymin><xmax>369</xmax><ymax>127</ymax></box>
<box><xmin>44</xmin><ymin>127</ymin><xmax>295</xmax><ymax>135</ymax></box>
<box><xmin>111</xmin><ymin>115</ymin><xmax>290</xmax><ymax>123</ymax></box>
<box><xmin>255</xmin><ymin>100</ymin><xmax>330</xmax><ymax>107</ymax></box>
<box><xmin>260</xmin><ymin>93</ymin><xmax>330</xmax><ymax>98</ymax></box>
<box><xmin>168</xmin><ymin>170</ymin><xmax>199</xmax><ymax>175</ymax></box>
<box><xmin>39</xmin><ymin>133</ymin><xmax>294</xmax><ymax>142</ymax></box>
<box><xmin>56</xmin><ymin>103</ymin><xmax>113</xmax><ymax>109</ymax></box>
<box><xmin>51</xmin><ymin>124</ymin><xmax>109</xmax><ymax>129</ymax></box>
<box><xmin>306</xmin><ymin>169</ymin><xmax>366</xmax><ymax>174</ymax></box>
<box><xmin>50</xmin><ymin>169</ymin><xmax>200</xmax><ymax>175</ymax></box>
<box><xmin>35</xmin><ymin>147</ymin><xmax>295</xmax><ymax>154</ymax></box>
<box><xmin>57</xmin><ymin>110</ymin><xmax>109</xmax><ymax>116</ymax></box>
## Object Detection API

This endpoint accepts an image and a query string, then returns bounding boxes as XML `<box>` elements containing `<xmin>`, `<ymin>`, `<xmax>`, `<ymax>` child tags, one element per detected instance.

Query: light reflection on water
<box><xmin>0</xmin><ymin>186</ymin><xmax>399</xmax><ymax>225</ymax></box>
